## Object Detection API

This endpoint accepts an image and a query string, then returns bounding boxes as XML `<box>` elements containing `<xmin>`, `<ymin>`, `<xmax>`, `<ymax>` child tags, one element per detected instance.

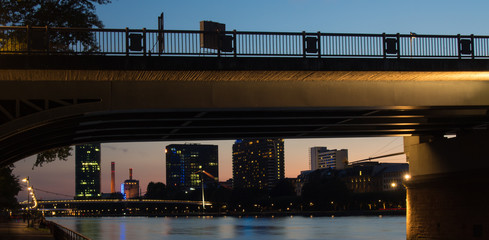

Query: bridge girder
<box><xmin>1</xmin><ymin>56</ymin><xmax>489</xmax><ymax>166</ymax></box>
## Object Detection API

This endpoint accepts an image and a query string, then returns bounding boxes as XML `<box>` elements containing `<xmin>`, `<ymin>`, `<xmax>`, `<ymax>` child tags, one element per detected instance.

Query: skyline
<box><xmin>12</xmin><ymin>0</ymin><xmax>489</xmax><ymax>201</ymax></box>
<box><xmin>14</xmin><ymin>137</ymin><xmax>405</xmax><ymax>201</ymax></box>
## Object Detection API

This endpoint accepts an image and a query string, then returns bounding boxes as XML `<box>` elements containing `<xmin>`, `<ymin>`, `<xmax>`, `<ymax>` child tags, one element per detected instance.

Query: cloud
<box><xmin>103</xmin><ymin>145</ymin><xmax>128</xmax><ymax>153</ymax></box>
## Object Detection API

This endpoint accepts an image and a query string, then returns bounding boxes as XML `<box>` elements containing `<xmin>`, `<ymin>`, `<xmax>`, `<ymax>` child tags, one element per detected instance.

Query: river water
<box><xmin>47</xmin><ymin>215</ymin><xmax>406</xmax><ymax>240</ymax></box>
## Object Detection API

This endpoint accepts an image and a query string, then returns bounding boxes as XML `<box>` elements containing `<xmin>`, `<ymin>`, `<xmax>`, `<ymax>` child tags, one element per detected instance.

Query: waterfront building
<box><xmin>310</xmin><ymin>147</ymin><xmax>348</xmax><ymax>170</ymax></box>
<box><xmin>381</xmin><ymin>163</ymin><xmax>409</xmax><ymax>191</ymax></box>
<box><xmin>165</xmin><ymin>144</ymin><xmax>219</xmax><ymax>190</ymax></box>
<box><xmin>232</xmin><ymin>138</ymin><xmax>285</xmax><ymax>190</ymax></box>
<box><xmin>122</xmin><ymin>168</ymin><xmax>140</xmax><ymax>199</ymax></box>
<box><xmin>344</xmin><ymin>162</ymin><xmax>409</xmax><ymax>193</ymax></box>
<box><xmin>295</xmin><ymin>170</ymin><xmax>314</xmax><ymax>196</ymax></box>
<box><xmin>75</xmin><ymin>143</ymin><xmax>101</xmax><ymax>199</ymax></box>
<box><xmin>343</xmin><ymin>162</ymin><xmax>383</xmax><ymax>193</ymax></box>
<box><xmin>296</xmin><ymin>162</ymin><xmax>409</xmax><ymax>194</ymax></box>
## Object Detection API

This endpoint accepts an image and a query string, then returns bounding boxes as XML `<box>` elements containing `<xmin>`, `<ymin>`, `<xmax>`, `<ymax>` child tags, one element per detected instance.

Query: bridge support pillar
<box><xmin>404</xmin><ymin>132</ymin><xmax>489</xmax><ymax>240</ymax></box>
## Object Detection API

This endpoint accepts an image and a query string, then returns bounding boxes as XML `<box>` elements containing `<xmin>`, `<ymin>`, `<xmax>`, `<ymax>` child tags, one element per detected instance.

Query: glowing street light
<box><xmin>391</xmin><ymin>182</ymin><xmax>397</xmax><ymax>188</ymax></box>
<box><xmin>404</xmin><ymin>174</ymin><xmax>411</xmax><ymax>180</ymax></box>
<box><xmin>21</xmin><ymin>177</ymin><xmax>38</xmax><ymax>210</ymax></box>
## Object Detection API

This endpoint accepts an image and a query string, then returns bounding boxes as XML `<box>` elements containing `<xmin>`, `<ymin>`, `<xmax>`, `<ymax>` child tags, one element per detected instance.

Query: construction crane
<box><xmin>194</xmin><ymin>170</ymin><xmax>218</xmax><ymax>210</ymax></box>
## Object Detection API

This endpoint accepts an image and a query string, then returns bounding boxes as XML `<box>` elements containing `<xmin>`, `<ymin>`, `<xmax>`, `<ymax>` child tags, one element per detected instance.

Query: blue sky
<box><xmin>14</xmin><ymin>0</ymin><xmax>489</xmax><ymax>200</ymax></box>
<box><xmin>97</xmin><ymin>0</ymin><xmax>489</xmax><ymax>35</ymax></box>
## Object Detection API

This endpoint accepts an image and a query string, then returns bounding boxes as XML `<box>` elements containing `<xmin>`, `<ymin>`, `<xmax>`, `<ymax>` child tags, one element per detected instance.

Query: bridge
<box><xmin>22</xmin><ymin>199</ymin><xmax>212</xmax><ymax>216</ymax></box>
<box><xmin>2</xmin><ymin>26</ymin><xmax>489</xmax><ymax>239</ymax></box>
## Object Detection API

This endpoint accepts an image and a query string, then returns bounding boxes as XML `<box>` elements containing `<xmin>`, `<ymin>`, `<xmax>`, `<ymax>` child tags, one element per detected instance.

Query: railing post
<box><xmin>143</xmin><ymin>28</ymin><xmax>147</xmax><ymax>56</ymax></box>
<box><xmin>396</xmin><ymin>33</ymin><xmax>400</xmax><ymax>59</ymax></box>
<box><xmin>233</xmin><ymin>29</ymin><xmax>237</xmax><ymax>58</ymax></box>
<box><xmin>471</xmin><ymin>34</ymin><xmax>475</xmax><ymax>59</ymax></box>
<box><xmin>125</xmin><ymin>27</ymin><xmax>129</xmax><ymax>56</ymax></box>
<box><xmin>317</xmin><ymin>31</ymin><xmax>321</xmax><ymax>58</ymax></box>
<box><xmin>26</xmin><ymin>25</ymin><xmax>31</xmax><ymax>55</ymax></box>
<box><xmin>302</xmin><ymin>31</ymin><xmax>306</xmax><ymax>58</ymax></box>
<box><xmin>382</xmin><ymin>33</ymin><xmax>386</xmax><ymax>59</ymax></box>
<box><xmin>217</xmin><ymin>29</ymin><xmax>221</xmax><ymax>58</ymax></box>
<box><xmin>457</xmin><ymin>34</ymin><xmax>461</xmax><ymax>59</ymax></box>
<box><xmin>45</xmin><ymin>26</ymin><xmax>50</xmax><ymax>55</ymax></box>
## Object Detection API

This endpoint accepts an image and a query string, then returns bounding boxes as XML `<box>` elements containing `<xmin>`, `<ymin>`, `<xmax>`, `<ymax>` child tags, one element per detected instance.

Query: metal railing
<box><xmin>1</xmin><ymin>25</ymin><xmax>488</xmax><ymax>59</ymax></box>
<box><xmin>46</xmin><ymin>220</ymin><xmax>91</xmax><ymax>240</ymax></box>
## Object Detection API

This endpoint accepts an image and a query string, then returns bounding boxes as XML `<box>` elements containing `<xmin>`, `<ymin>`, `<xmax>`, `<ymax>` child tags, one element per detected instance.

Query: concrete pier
<box><xmin>404</xmin><ymin>133</ymin><xmax>489</xmax><ymax>239</ymax></box>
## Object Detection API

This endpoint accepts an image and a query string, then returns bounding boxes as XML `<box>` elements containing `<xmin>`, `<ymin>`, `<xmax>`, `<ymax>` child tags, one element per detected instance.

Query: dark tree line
<box><xmin>1</xmin><ymin>0</ymin><xmax>110</xmax><ymax>27</ymax></box>
<box><xmin>0</xmin><ymin>166</ymin><xmax>22</xmax><ymax>212</ymax></box>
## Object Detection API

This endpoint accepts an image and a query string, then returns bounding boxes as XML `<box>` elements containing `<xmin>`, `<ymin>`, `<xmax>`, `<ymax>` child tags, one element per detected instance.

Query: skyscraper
<box><xmin>310</xmin><ymin>147</ymin><xmax>348</xmax><ymax>170</ymax></box>
<box><xmin>232</xmin><ymin>138</ymin><xmax>284</xmax><ymax>190</ymax></box>
<box><xmin>165</xmin><ymin>144</ymin><xmax>218</xmax><ymax>189</ymax></box>
<box><xmin>75</xmin><ymin>143</ymin><xmax>101</xmax><ymax>199</ymax></box>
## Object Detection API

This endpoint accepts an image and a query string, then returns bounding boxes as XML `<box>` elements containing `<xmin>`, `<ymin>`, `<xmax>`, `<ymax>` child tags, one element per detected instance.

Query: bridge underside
<box><xmin>1</xmin><ymin>106</ymin><xmax>487</xmax><ymax>166</ymax></box>
<box><xmin>1</xmin><ymin>56</ymin><xmax>489</xmax><ymax>166</ymax></box>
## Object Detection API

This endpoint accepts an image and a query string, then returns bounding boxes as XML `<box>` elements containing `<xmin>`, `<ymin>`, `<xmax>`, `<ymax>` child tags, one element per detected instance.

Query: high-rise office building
<box><xmin>310</xmin><ymin>147</ymin><xmax>348</xmax><ymax>170</ymax></box>
<box><xmin>232</xmin><ymin>138</ymin><xmax>284</xmax><ymax>190</ymax></box>
<box><xmin>75</xmin><ymin>143</ymin><xmax>101</xmax><ymax>199</ymax></box>
<box><xmin>165</xmin><ymin>144</ymin><xmax>218</xmax><ymax>189</ymax></box>
<box><xmin>121</xmin><ymin>168</ymin><xmax>140</xmax><ymax>199</ymax></box>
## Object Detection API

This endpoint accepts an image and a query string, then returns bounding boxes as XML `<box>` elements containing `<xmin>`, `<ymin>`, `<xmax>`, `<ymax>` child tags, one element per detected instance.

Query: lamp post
<box><xmin>22</xmin><ymin>177</ymin><xmax>30</xmax><ymax>208</ymax></box>
<box><xmin>21</xmin><ymin>177</ymin><xmax>38</xmax><ymax>210</ymax></box>
<box><xmin>410</xmin><ymin>32</ymin><xmax>416</xmax><ymax>58</ymax></box>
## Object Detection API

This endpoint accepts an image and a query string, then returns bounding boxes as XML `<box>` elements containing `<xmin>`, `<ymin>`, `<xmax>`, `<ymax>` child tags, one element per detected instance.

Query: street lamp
<box><xmin>22</xmin><ymin>177</ymin><xmax>30</xmax><ymax>208</ymax></box>
<box><xmin>21</xmin><ymin>177</ymin><xmax>38</xmax><ymax>210</ymax></box>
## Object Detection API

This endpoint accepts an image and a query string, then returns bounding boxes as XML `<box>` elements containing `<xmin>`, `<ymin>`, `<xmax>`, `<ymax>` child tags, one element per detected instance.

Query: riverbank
<box><xmin>0</xmin><ymin>218</ymin><xmax>54</xmax><ymax>240</ymax></box>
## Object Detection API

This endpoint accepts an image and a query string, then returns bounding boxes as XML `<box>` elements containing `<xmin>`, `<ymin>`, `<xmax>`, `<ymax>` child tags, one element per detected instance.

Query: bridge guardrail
<box><xmin>46</xmin><ymin>220</ymin><xmax>91</xmax><ymax>240</ymax></box>
<box><xmin>1</xmin><ymin>26</ymin><xmax>488</xmax><ymax>59</ymax></box>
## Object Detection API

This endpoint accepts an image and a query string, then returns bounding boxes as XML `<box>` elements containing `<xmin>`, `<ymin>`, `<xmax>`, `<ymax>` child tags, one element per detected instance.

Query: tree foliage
<box><xmin>145</xmin><ymin>182</ymin><xmax>167</xmax><ymax>199</ymax></box>
<box><xmin>0</xmin><ymin>166</ymin><xmax>21</xmax><ymax>211</ymax></box>
<box><xmin>1</xmin><ymin>0</ymin><xmax>111</xmax><ymax>52</ymax></box>
<box><xmin>34</xmin><ymin>146</ymin><xmax>72</xmax><ymax>169</ymax></box>
<box><xmin>270</xmin><ymin>179</ymin><xmax>296</xmax><ymax>198</ymax></box>
<box><xmin>1</xmin><ymin>0</ymin><xmax>111</xmax><ymax>27</ymax></box>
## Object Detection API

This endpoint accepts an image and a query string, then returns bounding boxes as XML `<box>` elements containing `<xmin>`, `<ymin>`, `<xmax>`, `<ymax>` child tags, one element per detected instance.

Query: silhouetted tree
<box><xmin>1</xmin><ymin>1</ymin><xmax>111</xmax><ymax>51</ymax></box>
<box><xmin>0</xmin><ymin>166</ymin><xmax>21</xmax><ymax>211</ymax></box>
<box><xmin>33</xmin><ymin>146</ymin><xmax>72</xmax><ymax>169</ymax></box>
<box><xmin>1</xmin><ymin>0</ymin><xmax>110</xmax><ymax>27</ymax></box>
<box><xmin>301</xmin><ymin>171</ymin><xmax>350</xmax><ymax>210</ymax></box>
<box><xmin>145</xmin><ymin>182</ymin><xmax>167</xmax><ymax>199</ymax></box>
<box><xmin>270</xmin><ymin>179</ymin><xmax>296</xmax><ymax>198</ymax></box>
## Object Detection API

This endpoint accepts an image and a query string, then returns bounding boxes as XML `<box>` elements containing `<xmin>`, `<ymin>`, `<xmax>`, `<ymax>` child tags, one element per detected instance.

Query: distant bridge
<box><xmin>36</xmin><ymin>199</ymin><xmax>211</xmax><ymax>205</ymax></box>
<box><xmin>21</xmin><ymin>199</ymin><xmax>212</xmax><ymax>216</ymax></box>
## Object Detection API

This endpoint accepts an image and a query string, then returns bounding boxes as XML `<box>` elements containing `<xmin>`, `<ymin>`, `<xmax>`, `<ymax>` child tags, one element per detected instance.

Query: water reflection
<box><xmin>48</xmin><ymin>215</ymin><xmax>406</xmax><ymax>240</ymax></box>
<box><xmin>119</xmin><ymin>222</ymin><xmax>125</xmax><ymax>240</ymax></box>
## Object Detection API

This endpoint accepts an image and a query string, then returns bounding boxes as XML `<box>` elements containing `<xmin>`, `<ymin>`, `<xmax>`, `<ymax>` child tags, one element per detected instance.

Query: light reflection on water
<box><xmin>47</xmin><ymin>215</ymin><xmax>406</xmax><ymax>240</ymax></box>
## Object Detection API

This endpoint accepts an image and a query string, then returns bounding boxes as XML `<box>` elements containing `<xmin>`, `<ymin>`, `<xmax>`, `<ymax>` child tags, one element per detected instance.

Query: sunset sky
<box><xmin>13</xmin><ymin>0</ymin><xmax>489</xmax><ymax>201</ymax></box>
